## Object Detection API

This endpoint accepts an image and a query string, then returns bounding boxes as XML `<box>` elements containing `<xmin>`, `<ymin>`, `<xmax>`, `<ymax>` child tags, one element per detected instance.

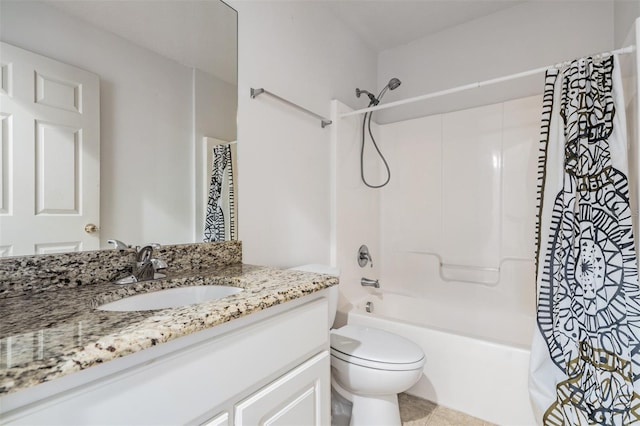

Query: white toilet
<box><xmin>290</xmin><ymin>265</ymin><xmax>426</xmax><ymax>426</ymax></box>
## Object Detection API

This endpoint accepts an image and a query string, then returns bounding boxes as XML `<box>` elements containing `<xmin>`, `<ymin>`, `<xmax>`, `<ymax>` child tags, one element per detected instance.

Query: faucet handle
<box><xmin>151</xmin><ymin>258</ymin><xmax>168</xmax><ymax>270</ymax></box>
<box><xmin>135</xmin><ymin>244</ymin><xmax>163</xmax><ymax>263</ymax></box>
<box><xmin>108</xmin><ymin>239</ymin><xmax>130</xmax><ymax>251</ymax></box>
<box><xmin>136</xmin><ymin>243</ymin><xmax>161</xmax><ymax>251</ymax></box>
<box><xmin>358</xmin><ymin>245</ymin><xmax>373</xmax><ymax>268</ymax></box>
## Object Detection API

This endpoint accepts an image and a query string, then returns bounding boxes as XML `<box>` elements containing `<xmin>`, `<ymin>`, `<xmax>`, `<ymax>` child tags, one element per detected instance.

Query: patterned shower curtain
<box><xmin>204</xmin><ymin>144</ymin><xmax>236</xmax><ymax>242</ymax></box>
<box><xmin>529</xmin><ymin>55</ymin><xmax>640</xmax><ymax>425</ymax></box>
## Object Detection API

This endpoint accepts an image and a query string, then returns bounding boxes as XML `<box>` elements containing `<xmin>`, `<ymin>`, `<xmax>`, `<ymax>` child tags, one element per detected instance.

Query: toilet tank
<box><xmin>288</xmin><ymin>264</ymin><xmax>339</xmax><ymax>328</ymax></box>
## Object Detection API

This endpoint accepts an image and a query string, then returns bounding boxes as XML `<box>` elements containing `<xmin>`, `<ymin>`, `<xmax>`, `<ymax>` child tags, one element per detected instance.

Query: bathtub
<box><xmin>346</xmin><ymin>293</ymin><xmax>537</xmax><ymax>425</ymax></box>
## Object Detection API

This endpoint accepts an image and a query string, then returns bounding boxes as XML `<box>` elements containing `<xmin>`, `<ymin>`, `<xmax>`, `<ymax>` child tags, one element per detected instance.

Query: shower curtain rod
<box><xmin>340</xmin><ymin>45</ymin><xmax>636</xmax><ymax>119</ymax></box>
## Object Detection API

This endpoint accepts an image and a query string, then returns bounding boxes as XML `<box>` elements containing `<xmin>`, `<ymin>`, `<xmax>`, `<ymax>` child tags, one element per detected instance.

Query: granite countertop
<box><xmin>0</xmin><ymin>264</ymin><xmax>338</xmax><ymax>397</ymax></box>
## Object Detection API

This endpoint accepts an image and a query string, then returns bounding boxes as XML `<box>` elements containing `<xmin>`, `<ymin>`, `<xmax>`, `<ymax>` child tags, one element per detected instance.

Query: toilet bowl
<box><xmin>330</xmin><ymin>325</ymin><xmax>425</xmax><ymax>426</ymax></box>
<box><xmin>289</xmin><ymin>265</ymin><xmax>426</xmax><ymax>426</ymax></box>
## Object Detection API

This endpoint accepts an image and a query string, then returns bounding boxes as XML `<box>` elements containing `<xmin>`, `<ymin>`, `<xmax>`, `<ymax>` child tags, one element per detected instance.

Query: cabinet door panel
<box><xmin>235</xmin><ymin>352</ymin><xmax>330</xmax><ymax>426</ymax></box>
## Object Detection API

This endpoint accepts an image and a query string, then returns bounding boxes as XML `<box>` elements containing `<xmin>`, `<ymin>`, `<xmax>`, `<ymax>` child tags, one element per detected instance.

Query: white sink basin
<box><xmin>97</xmin><ymin>285</ymin><xmax>243</xmax><ymax>311</ymax></box>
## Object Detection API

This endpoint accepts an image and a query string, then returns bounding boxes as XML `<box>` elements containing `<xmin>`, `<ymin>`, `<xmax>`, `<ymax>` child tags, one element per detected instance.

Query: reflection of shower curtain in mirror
<box><xmin>204</xmin><ymin>144</ymin><xmax>236</xmax><ymax>242</ymax></box>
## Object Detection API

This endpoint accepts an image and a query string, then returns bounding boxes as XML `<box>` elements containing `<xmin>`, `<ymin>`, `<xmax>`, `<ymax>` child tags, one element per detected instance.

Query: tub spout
<box><xmin>361</xmin><ymin>277</ymin><xmax>380</xmax><ymax>288</ymax></box>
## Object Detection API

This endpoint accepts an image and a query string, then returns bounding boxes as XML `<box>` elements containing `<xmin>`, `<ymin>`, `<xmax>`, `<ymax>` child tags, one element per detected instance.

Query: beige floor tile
<box><xmin>403</xmin><ymin>419</ymin><xmax>431</xmax><ymax>426</ymax></box>
<box><xmin>399</xmin><ymin>393</ymin><xmax>494</xmax><ymax>426</ymax></box>
<box><xmin>428</xmin><ymin>411</ymin><xmax>486</xmax><ymax>426</ymax></box>
<box><xmin>399</xmin><ymin>393</ymin><xmax>437</xmax><ymax>424</ymax></box>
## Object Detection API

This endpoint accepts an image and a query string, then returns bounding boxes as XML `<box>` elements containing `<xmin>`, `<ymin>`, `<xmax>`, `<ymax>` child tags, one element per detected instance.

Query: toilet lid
<box><xmin>330</xmin><ymin>325</ymin><xmax>425</xmax><ymax>371</ymax></box>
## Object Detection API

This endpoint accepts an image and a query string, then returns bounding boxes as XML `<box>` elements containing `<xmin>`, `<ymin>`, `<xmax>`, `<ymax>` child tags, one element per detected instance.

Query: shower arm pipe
<box><xmin>250</xmin><ymin>88</ymin><xmax>332</xmax><ymax>128</ymax></box>
<box><xmin>340</xmin><ymin>45</ymin><xmax>636</xmax><ymax>119</ymax></box>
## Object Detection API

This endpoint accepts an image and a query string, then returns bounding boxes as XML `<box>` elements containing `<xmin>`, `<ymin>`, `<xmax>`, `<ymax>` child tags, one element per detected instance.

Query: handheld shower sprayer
<box><xmin>355</xmin><ymin>78</ymin><xmax>402</xmax><ymax>107</ymax></box>
<box><xmin>379</xmin><ymin>78</ymin><xmax>401</xmax><ymax>99</ymax></box>
<box><xmin>387</xmin><ymin>78</ymin><xmax>402</xmax><ymax>90</ymax></box>
<box><xmin>356</xmin><ymin>77</ymin><xmax>402</xmax><ymax>188</ymax></box>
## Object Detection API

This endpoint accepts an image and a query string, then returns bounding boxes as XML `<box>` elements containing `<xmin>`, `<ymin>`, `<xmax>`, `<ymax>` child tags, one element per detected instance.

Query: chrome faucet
<box><xmin>361</xmin><ymin>277</ymin><xmax>380</xmax><ymax>288</ymax></box>
<box><xmin>134</xmin><ymin>245</ymin><xmax>156</xmax><ymax>281</ymax></box>
<box><xmin>110</xmin><ymin>240</ymin><xmax>167</xmax><ymax>284</ymax></box>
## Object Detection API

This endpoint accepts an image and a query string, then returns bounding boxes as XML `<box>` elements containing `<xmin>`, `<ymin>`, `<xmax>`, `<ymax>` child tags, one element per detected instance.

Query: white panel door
<box><xmin>0</xmin><ymin>42</ymin><xmax>100</xmax><ymax>256</ymax></box>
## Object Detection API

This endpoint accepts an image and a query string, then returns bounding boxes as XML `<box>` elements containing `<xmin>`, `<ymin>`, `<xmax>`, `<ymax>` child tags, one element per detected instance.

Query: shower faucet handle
<box><xmin>358</xmin><ymin>245</ymin><xmax>373</xmax><ymax>268</ymax></box>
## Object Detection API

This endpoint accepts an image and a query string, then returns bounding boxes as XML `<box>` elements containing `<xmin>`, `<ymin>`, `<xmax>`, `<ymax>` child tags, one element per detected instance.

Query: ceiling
<box><xmin>45</xmin><ymin>0</ymin><xmax>614</xmax><ymax>84</ymax></box>
<box><xmin>48</xmin><ymin>0</ymin><xmax>238</xmax><ymax>85</ymax></box>
<box><xmin>46</xmin><ymin>0</ymin><xmax>528</xmax><ymax>84</ymax></box>
<box><xmin>322</xmin><ymin>0</ymin><xmax>526</xmax><ymax>52</ymax></box>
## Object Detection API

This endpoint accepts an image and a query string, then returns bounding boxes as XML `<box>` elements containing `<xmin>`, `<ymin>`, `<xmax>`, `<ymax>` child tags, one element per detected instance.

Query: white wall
<box><xmin>194</xmin><ymin>69</ymin><xmax>237</xmax><ymax>145</ymax></box>
<box><xmin>377</xmin><ymin>1</ymin><xmax>615</xmax><ymax>124</ymax></box>
<box><xmin>230</xmin><ymin>1</ymin><xmax>377</xmax><ymax>267</ymax></box>
<box><xmin>1</xmin><ymin>1</ymin><xmax>234</xmax><ymax>249</ymax></box>
<box><xmin>615</xmin><ymin>1</ymin><xmax>640</xmax><ymax>47</ymax></box>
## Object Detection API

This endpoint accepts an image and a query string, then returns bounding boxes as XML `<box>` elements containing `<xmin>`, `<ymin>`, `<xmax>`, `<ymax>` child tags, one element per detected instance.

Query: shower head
<box><xmin>356</xmin><ymin>77</ymin><xmax>402</xmax><ymax>107</ymax></box>
<box><xmin>387</xmin><ymin>78</ymin><xmax>401</xmax><ymax>91</ymax></box>
<box><xmin>376</xmin><ymin>77</ymin><xmax>402</xmax><ymax>103</ymax></box>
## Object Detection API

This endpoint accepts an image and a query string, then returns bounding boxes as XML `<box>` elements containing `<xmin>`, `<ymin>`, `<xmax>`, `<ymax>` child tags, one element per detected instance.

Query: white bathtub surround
<box><xmin>331</xmin><ymin>95</ymin><xmax>541</xmax><ymax>424</ymax></box>
<box><xmin>375</xmin><ymin>94</ymin><xmax>541</xmax><ymax>310</ymax></box>
<box><xmin>346</xmin><ymin>293</ymin><xmax>536</xmax><ymax>425</ymax></box>
<box><xmin>530</xmin><ymin>54</ymin><xmax>640</xmax><ymax>424</ymax></box>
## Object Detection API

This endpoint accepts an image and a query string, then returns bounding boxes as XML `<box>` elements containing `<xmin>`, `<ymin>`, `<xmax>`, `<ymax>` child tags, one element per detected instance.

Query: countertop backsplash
<box><xmin>0</xmin><ymin>241</ymin><xmax>242</xmax><ymax>299</ymax></box>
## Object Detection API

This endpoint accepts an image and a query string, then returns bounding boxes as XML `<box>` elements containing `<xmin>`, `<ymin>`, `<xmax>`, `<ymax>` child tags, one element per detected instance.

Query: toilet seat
<box><xmin>330</xmin><ymin>325</ymin><xmax>425</xmax><ymax>371</ymax></box>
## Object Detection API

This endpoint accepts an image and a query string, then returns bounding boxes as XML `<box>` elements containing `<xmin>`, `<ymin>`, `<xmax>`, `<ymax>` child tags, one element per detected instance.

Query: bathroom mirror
<box><xmin>0</xmin><ymin>0</ymin><xmax>238</xmax><ymax>256</ymax></box>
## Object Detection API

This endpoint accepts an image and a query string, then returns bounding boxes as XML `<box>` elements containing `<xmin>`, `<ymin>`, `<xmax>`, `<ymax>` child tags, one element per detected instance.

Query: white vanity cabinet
<box><xmin>1</xmin><ymin>295</ymin><xmax>331</xmax><ymax>425</ymax></box>
<box><xmin>234</xmin><ymin>352</ymin><xmax>329</xmax><ymax>425</ymax></box>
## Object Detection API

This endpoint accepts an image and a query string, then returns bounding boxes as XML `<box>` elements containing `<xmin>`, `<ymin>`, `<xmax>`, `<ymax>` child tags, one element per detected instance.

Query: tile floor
<box><xmin>399</xmin><ymin>393</ymin><xmax>495</xmax><ymax>426</ymax></box>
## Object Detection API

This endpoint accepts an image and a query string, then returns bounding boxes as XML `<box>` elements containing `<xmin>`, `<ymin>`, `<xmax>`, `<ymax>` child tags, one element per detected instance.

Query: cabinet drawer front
<box><xmin>4</xmin><ymin>298</ymin><xmax>329</xmax><ymax>425</ymax></box>
<box><xmin>235</xmin><ymin>352</ymin><xmax>330</xmax><ymax>426</ymax></box>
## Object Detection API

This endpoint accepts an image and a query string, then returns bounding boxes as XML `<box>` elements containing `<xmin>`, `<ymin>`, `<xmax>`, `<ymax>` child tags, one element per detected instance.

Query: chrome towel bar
<box><xmin>250</xmin><ymin>88</ymin><xmax>332</xmax><ymax>128</ymax></box>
